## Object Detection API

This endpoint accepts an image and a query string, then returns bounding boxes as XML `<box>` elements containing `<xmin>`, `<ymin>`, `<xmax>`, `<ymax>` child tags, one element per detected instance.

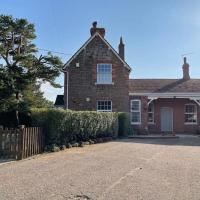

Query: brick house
<box><xmin>60</xmin><ymin>22</ymin><xmax>200</xmax><ymax>134</ymax></box>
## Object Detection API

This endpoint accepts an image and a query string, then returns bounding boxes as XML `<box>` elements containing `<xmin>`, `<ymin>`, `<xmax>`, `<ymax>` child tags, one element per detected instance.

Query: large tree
<box><xmin>0</xmin><ymin>15</ymin><xmax>63</xmax><ymax>111</ymax></box>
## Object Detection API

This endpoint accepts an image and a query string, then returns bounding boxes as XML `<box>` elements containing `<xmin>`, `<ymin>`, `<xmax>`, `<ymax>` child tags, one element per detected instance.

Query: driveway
<box><xmin>0</xmin><ymin>137</ymin><xmax>200</xmax><ymax>200</ymax></box>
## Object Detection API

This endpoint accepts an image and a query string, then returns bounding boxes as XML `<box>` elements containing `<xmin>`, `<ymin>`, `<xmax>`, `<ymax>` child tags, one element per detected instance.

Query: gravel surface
<box><xmin>0</xmin><ymin>137</ymin><xmax>200</xmax><ymax>200</ymax></box>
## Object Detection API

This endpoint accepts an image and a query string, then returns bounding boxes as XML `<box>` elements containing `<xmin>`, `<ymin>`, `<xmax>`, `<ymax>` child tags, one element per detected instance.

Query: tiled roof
<box><xmin>129</xmin><ymin>79</ymin><xmax>200</xmax><ymax>93</ymax></box>
<box><xmin>54</xmin><ymin>95</ymin><xmax>64</xmax><ymax>106</ymax></box>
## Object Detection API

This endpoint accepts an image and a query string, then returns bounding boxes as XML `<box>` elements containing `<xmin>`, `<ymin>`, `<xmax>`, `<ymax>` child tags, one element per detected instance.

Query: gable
<box><xmin>63</xmin><ymin>32</ymin><xmax>131</xmax><ymax>71</ymax></box>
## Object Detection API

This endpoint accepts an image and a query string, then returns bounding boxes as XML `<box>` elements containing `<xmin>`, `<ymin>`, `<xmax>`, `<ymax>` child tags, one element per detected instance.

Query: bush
<box><xmin>118</xmin><ymin>112</ymin><xmax>132</xmax><ymax>137</ymax></box>
<box><xmin>31</xmin><ymin>108</ymin><xmax>119</xmax><ymax>146</ymax></box>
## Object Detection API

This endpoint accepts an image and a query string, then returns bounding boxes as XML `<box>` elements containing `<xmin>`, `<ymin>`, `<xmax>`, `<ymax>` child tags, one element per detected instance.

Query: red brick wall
<box><xmin>149</xmin><ymin>98</ymin><xmax>199</xmax><ymax>134</ymax></box>
<box><xmin>130</xmin><ymin>96</ymin><xmax>200</xmax><ymax>134</ymax></box>
<box><xmin>64</xmin><ymin>35</ymin><xmax>130</xmax><ymax>112</ymax></box>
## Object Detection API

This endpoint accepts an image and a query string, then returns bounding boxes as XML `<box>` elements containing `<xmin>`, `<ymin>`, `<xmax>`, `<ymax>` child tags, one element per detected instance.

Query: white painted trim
<box><xmin>130</xmin><ymin>99</ymin><xmax>141</xmax><ymax>125</ymax></box>
<box><xmin>63</xmin><ymin>32</ymin><xmax>131</xmax><ymax>70</ymax></box>
<box><xmin>190</xmin><ymin>98</ymin><xmax>200</xmax><ymax>106</ymax></box>
<box><xmin>95</xmin><ymin>82</ymin><xmax>114</xmax><ymax>85</ymax></box>
<box><xmin>129</xmin><ymin>92</ymin><xmax>200</xmax><ymax>98</ymax></box>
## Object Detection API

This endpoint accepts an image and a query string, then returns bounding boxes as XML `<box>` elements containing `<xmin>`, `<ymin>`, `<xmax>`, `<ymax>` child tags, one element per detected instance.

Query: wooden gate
<box><xmin>0</xmin><ymin>127</ymin><xmax>44</xmax><ymax>160</ymax></box>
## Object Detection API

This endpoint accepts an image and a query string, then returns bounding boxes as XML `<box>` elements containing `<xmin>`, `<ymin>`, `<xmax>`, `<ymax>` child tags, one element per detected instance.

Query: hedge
<box><xmin>118</xmin><ymin>112</ymin><xmax>132</xmax><ymax>137</ymax></box>
<box><xmin>31</xmin><ymin>108</ymin><xmax>119</xmax><ymax>145</ymax></box>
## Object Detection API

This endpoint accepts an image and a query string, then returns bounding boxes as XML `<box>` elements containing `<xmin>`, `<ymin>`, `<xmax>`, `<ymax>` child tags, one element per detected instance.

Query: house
<box><xmin>60</xmin><ymin>22</ymin><xmax>200</xmax><ymax>134</ymax></box>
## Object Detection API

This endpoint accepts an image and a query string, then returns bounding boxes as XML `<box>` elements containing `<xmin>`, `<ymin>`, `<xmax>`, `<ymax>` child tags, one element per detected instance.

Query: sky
<box><xmin>1</xmin><ymin>0</ymin><xmax>200</xmax><ymax>101</ymax></box>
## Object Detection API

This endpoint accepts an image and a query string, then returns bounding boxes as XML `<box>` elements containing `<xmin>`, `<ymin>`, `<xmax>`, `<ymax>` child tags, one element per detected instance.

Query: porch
<box><xmin>130</xmin><ymin>93</ymin><xmax>200</xmax><ymax>135</ymax></box>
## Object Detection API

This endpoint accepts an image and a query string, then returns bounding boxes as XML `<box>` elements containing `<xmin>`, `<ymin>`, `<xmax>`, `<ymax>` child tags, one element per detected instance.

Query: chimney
<box><xmin>90</xmin><ymin>21</ymin><xmax>105</xmax><ymax>37</ymax></box>
<box><xmin>182</xmin><ymin>57</ymin><xmax>190</xmax><ymax>80</ymax></box>
<box><xmin>118</xmin><ymin>36</ymin><xmax>125</xmax><ymax>60</ymax></box>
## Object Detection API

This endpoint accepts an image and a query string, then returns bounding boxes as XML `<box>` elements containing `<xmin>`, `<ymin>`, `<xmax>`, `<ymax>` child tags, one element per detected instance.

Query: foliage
<box><xmin>0</xmin><ymin>15</ymin><xmax>63</xmax><ymax>111</ymax></box>
<box><xmin>31</xmin><ymin>108</ymin><xmax>119</xmax><ymax>145</ymax></box>
<box><xmin>118</xmin><ymin>112</ymin><xmax>132</xmax><ymax>136</ymax></box>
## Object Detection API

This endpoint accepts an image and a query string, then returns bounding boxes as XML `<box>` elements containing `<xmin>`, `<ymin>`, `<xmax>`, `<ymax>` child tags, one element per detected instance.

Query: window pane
<box><xmin>131</xmin><ymin>101</ymin><xmax>139</xmax><ymax>111</ymax></box>
<box><xmin>97</xmin><ymin>101</ymin><xmax>112</xmax><ymax>111</ymax></box>
<box><xmin>148</xmin><ymin>113</ymin><xmax>154</xmax><ymax>123</ymax></box>
<box><xmin>185</xmin><ymin>104</ymin><xmax>197</xmax><ymax>123</ymax></box>
<box><xmin>148</xmin><ymin>103</ymin><xmax>153</xmax><ymax>112</ymax></box>
<box><xmin>185</xmin><ymin>105</ymin><xmax>196</xmax><ymax>113</ymax></box>
<box><xmin>185</xmin><ymin>114</ymin><xmax>197</xmax><ymax>123</ymax></box>
<box><xmin>131</xmin><ymin>112</ymin><xmax>140</xmax><ymax>123</ymax></box>
<box><xmin>97</xmin><ymin>64</ymin><xmax>112</xmax><ymax>84</ymax></box>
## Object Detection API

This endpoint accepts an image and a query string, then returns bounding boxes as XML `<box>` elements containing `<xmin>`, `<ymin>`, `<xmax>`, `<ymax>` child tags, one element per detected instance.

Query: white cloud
<box><xmin>40</xmin><ymin>82</ymin><xmax>64</xmax><ymax>102</ymax></box>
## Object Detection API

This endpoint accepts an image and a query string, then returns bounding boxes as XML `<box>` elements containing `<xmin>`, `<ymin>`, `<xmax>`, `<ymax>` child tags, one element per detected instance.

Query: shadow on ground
<box><xmin>115</xmin><ymin>136</ymin><xmax>200</xmax><ymax>147</ymax></box>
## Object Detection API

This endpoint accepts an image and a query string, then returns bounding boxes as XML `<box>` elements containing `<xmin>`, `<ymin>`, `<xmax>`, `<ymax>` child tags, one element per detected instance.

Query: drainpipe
<box><xmin>66</xmin><ymin>71</ymin><xmax>69</xmax><ymax>110</ymax></box>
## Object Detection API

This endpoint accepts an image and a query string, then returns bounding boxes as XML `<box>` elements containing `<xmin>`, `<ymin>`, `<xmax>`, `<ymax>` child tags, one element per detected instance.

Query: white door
<box><xmin>161</xmin><ymin>107</ymin><xmax>173</xmax><ymax>132</ymax></box>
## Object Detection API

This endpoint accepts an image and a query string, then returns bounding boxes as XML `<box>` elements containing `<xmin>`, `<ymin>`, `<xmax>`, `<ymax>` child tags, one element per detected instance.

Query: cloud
<box><xmin>40</xmin><ymin>82</ymin><xmax>64</xmax><ymax>102</ymax></box>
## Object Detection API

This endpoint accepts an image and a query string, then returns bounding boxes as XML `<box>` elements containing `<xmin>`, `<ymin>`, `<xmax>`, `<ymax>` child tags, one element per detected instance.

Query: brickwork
<box><xmin>130</xmin><ymin>96</ymin><xmax>200</xmax><ymax>134</ymax></box>
<box><xmin>64</xmin><ymin>35</ymin><xmax>130</xmax><ymax>112</ymax></box>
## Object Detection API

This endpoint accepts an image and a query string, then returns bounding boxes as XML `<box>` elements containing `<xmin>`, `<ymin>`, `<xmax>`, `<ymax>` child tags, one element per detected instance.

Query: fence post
<box><xmin>17</xmin><ymin>125</ymin><xmax>25</xmax><ymax>160</ymax></box>
<box><xmin>0</xmin><ymin>126</ymin><xmax>3</xmax><ymax>158</ymax></box>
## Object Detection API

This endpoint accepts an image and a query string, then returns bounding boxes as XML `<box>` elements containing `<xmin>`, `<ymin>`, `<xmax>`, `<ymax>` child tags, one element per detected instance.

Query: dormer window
<box><xmin>96</xmin><ymin>64</ymin><xmax>112</xmax><ymax>84</ymax></box>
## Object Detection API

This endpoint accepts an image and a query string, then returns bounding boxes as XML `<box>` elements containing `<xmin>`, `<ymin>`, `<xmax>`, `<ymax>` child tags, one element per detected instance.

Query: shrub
<box><xmin>118</xmin><ymin>112</ymin><xmax>132</xmax><ymax>137</ymax></box>
<box><xmin>31</xmin><ymin>108</ymin><xmax>119</xmax><ymax>146</ymax></box>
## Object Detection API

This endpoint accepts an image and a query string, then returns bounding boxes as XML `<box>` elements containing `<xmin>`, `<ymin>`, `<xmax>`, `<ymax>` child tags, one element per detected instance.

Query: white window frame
<box><xmin>131</xmin><ymin>100</ymin><xmax>141</xmax><ymax>125</ymax></box>
<box><xmin>96</xmin><ymin>63</ymin><xmax>113</xmax><ymax>84</ymax></box>
<box><xmin>148</xmin><ymin>102</ymin><xmax>154</xmax><ymax>124</ymax></box>
<box><xmin>97</xmin><ymin>100</ymin><xmax>112</xmax><ymax>112</ymax></box>
<box><xmin>184</xmin><ymin>103</ymin><xmax>197</xmax><ymax>125</ymax></box>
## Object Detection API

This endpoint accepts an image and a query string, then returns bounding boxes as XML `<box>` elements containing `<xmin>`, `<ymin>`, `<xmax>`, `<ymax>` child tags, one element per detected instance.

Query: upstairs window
<box><xmin>131</xmin><ymin>100</ymin><xmax>141</xmax><ymax>124</ymax></box>
<box><xmin>185</xmin><ymin>104</ymin><xmax>197</xmax><ymax>124</ymax></box>
<box><xmin>148</xmin><ymin>102</ymin><xmax>154</xmax><ymax>124</ymax></box>
<box><xmin>97</xmin><ymin>64</ymin><xmax>112</xmax><ymax>84</ymax></box>
<box><xmin>97</xmin><ymin>100</ymin><xmax>112</xmax><ymax>112</ymax></box>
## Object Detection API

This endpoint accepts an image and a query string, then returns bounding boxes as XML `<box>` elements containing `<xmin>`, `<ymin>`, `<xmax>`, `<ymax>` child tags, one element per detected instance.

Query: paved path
<box><xmin>0</xmin><ymin>137</ymin><xmax>200</xmax><ymax>200</ymax></box>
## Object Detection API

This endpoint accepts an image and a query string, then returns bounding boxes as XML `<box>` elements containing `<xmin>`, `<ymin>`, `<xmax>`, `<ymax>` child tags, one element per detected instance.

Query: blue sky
<box><xmin>1</xmin><ymin>0</ymin><xmax>200</xmax><ymax>101</ymax></box>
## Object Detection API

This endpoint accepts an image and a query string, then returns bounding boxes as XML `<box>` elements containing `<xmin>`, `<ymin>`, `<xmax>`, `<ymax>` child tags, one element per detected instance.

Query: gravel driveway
<box><xmin>0</xmin><ymin>137</ymin><xmax>200</xmax><ymax>200</ymax></box>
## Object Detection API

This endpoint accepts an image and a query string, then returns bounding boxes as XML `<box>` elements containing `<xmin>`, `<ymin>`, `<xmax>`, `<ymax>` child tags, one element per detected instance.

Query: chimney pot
<box><xmin>90</xmin><ymin>21</ymin><xmax>105</xmax><ymax>37</ymax></box>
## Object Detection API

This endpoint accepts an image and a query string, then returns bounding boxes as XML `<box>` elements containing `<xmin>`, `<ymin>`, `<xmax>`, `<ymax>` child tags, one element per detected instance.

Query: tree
<box><xmin>0</xmin><ymin>15</ymin><xmax>63</xmax><ymax>112</ymax></box>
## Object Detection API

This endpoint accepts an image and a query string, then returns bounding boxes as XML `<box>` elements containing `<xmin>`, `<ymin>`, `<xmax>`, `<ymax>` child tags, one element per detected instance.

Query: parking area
<box><xmin>0</xmin><ymin>136</ymin><xmax>200</xmax><ymax>200</ymax></box>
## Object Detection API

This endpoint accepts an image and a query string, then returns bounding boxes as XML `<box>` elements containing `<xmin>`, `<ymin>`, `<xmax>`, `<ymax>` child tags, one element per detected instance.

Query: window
<box><xmin>185</xmin><ymin>104</ymin><xmax>197</xmax><ymax>124</ymax></box>
<box><xmin>131</xmin><ymin>100</ymin><xmax>141</xmax><ymax>124</ymax></box>
<box><xmin>97</xmin><ymin>100</ymin><xmax>112</xmax><ymax>112</ymax></box>
<box><xmin>97</xmin><ymin>64</ymin><xmax>112</xmax><ymax>84</ymax></box>
<box><xmin>148</xmin><ymin>103</ymin><xmax>154</xmax><ymax>124</ymax></box>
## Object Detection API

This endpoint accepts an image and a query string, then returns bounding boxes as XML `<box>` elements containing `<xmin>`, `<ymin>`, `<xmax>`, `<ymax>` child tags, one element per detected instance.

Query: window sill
<box><xmin>95</xmin><ymin>82</ymin><xmax>114</xmax><ymax>85</ymax></box>
<box><xmin>131</xmin><ymin>122</ymin><xmax>141</xmax><ymax>125</ymax></box>
<box><xmin>148</xmin><ymin>122</ymin><xmax>155</xmax><ymax>125</ymax></box>
<box><xmin>184</xmin><ymin>122</ymin><xmax>198</xmax><ymax>125</ymax></box>
<box><xmin>97</xmin><ymin>110</ymin><xmax>112</xmax><ymax>112</ymax></box>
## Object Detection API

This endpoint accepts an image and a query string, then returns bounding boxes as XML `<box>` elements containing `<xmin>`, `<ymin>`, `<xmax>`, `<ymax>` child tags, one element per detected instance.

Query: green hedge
<box><xmin>31</xmin><ymin>108</ymin><xmax>119</xmax><ymax>145</ymax></box>
<box><xmin>118</xmin><ymin>112</ymin><xmax>132</xmax><ymax>137</ymax></box>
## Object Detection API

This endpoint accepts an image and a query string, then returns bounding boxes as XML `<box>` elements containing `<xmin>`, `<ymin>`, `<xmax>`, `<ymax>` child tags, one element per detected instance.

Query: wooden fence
<box><xmin>0</xmin><ymin>127</ymin><xmax>44</xmax><ymax>160</ymax></box>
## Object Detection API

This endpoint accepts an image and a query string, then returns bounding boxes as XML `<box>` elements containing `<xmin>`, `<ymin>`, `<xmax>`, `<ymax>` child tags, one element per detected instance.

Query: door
<box><xmin>161</xmin><ymin>107</ymin><xmax>173</xmax><ymax>132</ymax></box>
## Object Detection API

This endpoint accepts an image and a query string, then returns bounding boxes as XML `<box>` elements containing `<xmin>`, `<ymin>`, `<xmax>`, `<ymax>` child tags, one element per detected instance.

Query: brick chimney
<box><xmin>90</xmin><ymin>21</ymin><xmax>105</xmax><ymax>38</ymax></box>
<box><xmin>118</xmin><ymin>36</ymin><xmax>125</xmax><ymax>60</ymax></box>
<box><xmin>182</xmin><ymin>57</ymin><xmax>190</xmax><ymax>80</ymax></box>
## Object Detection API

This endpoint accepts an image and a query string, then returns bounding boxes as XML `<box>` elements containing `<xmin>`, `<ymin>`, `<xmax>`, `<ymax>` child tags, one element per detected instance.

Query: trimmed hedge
<box><xmin>31</xmin><ymin>108</ymin><xmax>119</xmax><ymax>145</ymax></box>
<box><xmin>118</xmin><ymin>112</ymin><xmax>132</xmax><ymax>137</ymax></box>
